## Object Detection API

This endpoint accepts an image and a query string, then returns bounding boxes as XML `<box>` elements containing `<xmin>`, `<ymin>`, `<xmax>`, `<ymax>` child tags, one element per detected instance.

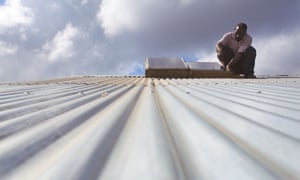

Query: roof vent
<box><xmin>145</xmin><ymin>57</ymin><xmax>237</xmax><ymax>78</ymax></box>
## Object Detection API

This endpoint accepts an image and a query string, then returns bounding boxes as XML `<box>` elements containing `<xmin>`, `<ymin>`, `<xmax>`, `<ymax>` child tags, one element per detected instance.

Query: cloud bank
<box><xmin>0</xmin><ymin>0</ymin><xmax>33</xmax><ymax>32</ymax></box>
<box><xmin>40</xmin><ymin>23</ymin><xmax>79</xmax><ymax>61</ymax></box>
<box><xmin>0</xmin><ymin>0</ymin><xmax>299</xmax><ymax>81</ymax></box>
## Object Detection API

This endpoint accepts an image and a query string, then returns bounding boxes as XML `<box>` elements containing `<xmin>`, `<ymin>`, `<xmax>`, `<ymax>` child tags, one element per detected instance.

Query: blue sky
<box><xmin>0</xmin><ymin>0</ymin><xmax>300</xmax><ymax>81</ymax></box>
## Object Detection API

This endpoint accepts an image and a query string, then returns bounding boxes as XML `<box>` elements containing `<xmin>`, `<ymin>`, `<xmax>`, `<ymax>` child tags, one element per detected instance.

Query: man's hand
<box><xmin>231</xmin><ymin>53</ymin><xmax>242</xmax><ymax>65</ymax></box>
<box><xmin>226</xmin><ymin>64</ymin><xmax>232</xmax><ymax>72</ymax></box>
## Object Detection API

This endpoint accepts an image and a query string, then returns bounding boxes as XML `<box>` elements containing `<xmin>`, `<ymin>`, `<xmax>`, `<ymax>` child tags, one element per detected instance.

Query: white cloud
<box><xmin>116</xmin><ymin>61</ymin><xmax>142</xmax><ymax>75</ymax></box>
<box><xmin>40</xmin><ymin>23</ymin><xmax>79</xmax><ymax>62</ymax></box>
<box><xmin>195</xmin><ymin>50</ymin><xmax>218</xmax><ymax>62</ymax></box>
<box><xmin>81</xmin><ymin>0</ymin><xmax>89</xmax><ymax>6</ymax></box>
<box><xmin>48</xmin><ymin>2</ymin><xmax>61</xmax><ymax>11</ymax></box>
<box><xmin>97</xmin><ymin>0</ymin><xmax>139</xmax><ymax>37</ymax></box>
<box><xmin>0</xmin><ymin>0</ymin><xmax>34</xmax><ymax>32</ymax></box>
<box><xmin>89</xmin><ymin>44</ymin><xmax>105</xmax><ymax>58</ymax></box>
<box><xmin>97</xmin><ymin>0</ymin><xmax>179</xmax><ymax>37</ymax></box>
<box><xmin>255</xmin><ymin>28</ymin><xmax>300</xmax><ymax>75</ymax></box>
<box><xmin>0</xmin><ymin>40</ymin><xmax>18</xmax><ymax>55</ymax></box>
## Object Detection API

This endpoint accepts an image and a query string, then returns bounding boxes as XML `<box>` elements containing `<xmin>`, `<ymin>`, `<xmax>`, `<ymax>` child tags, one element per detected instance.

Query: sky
<box><xmin>0</xmin><ymin>0</ymin><xmax>299</xmax><ymax>82</ymax></box>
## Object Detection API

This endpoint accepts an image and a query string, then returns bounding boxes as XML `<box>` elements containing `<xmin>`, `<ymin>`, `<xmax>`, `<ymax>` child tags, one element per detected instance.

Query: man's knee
<box><xmin>245</xmin><ymin>46</ymin><xmax>256</xmax><ymax>58</ymax></box>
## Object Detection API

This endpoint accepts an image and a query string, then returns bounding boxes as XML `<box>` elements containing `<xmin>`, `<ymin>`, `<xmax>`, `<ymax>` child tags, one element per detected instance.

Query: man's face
<box><xmin>234</xmin><ymin>26</ymin><xmax>246</xmax><ymax>41</ymax></box>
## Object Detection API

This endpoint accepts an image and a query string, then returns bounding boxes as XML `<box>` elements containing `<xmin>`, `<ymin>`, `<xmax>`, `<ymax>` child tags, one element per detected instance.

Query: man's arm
<box><xmin>226</xmin><ymin>53</ymin><xmax>242</xmax><ymax>70</ymax></box>
<box><xmin>216</xmin><ymin>42</ymin><xmax>224</xmax><ymax>56</ymax></box>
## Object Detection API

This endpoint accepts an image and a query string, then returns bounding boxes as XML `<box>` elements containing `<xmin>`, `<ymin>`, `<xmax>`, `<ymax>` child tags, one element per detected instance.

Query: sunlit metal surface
<box><xmin>145</xmin><ymin>57</ymin><xmax>187</xmax><ymax>70</ymax></box>
<box><xmin>0</xmin><ymin>76</ymin><xmax>300</xmax><ymax>180</ymax></box>
<box><xmin>144</xmin><ymin>58</ymin><xmax>236</xmax><ymax>78</ymax></box>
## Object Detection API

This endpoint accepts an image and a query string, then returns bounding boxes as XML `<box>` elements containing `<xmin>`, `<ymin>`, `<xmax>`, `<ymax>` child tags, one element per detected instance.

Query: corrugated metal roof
<box><xmin>0</xmin><ymin>76</ymin><xmax>300</xmax><ymax>180</ymax></box>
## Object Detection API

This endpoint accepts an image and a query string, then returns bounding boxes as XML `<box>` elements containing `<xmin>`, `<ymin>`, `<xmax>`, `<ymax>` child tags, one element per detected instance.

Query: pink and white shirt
<box><xmin>218</xmin><ymin>32</ymin><xmax>252</xmax><ymax>54</ymax></box>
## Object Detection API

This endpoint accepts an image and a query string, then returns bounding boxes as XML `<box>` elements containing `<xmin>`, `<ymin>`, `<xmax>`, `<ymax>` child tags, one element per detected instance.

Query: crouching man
<box><xmin>216</xmin><ymin>23</ymin><xmax>256</xmax><ymax>78</ymax></box>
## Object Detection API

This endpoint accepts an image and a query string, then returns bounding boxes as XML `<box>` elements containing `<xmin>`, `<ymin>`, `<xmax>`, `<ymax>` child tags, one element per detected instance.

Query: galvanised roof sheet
<box><xmin>145</xmin><ymin>57</ymin><xmax>187</xmax><ymax>70</ymax></box>
<box><xmin>186</xmin><ymin>62</ymin><xmax>221</xmax><ymax>70</ymax></box>
<box><xmin>0</xmin><ymin>76</ymin><xmax>300</xmax><ymax>180</ymax></box>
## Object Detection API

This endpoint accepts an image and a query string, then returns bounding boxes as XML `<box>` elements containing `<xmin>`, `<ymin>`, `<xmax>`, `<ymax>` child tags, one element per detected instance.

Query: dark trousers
<box><xmin>218</xmin><ymin>46</ymin><xmax>256</xmax><ymax>75</ymax></box>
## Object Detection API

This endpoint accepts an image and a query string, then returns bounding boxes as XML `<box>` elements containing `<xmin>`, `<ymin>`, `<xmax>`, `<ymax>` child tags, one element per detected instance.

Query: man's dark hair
<box><xmin>236</xmin><ymin>23</ymin><xmax>248</xmax><ymax>31</ymax></box>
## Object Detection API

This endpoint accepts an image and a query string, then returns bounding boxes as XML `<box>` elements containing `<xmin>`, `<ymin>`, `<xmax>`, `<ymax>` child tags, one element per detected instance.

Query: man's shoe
<box><xmin>245</xmin><ymin>74</ymin><xmax>256</xmax><ymax>78</ymax></box>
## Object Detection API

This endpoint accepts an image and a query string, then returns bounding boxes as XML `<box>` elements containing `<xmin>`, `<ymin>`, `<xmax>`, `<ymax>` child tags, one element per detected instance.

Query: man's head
<box><xmin>234</xmin><ymin>23</ymin><xmax>247</xmax><ymax>41</ymax></box>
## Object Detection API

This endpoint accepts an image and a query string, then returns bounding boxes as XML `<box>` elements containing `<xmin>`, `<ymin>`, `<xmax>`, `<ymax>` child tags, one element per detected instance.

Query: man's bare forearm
<box><xmin>228</xmin><ymin>53</ymin><xmax>242</xmax><ymax>66</ymax></box>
